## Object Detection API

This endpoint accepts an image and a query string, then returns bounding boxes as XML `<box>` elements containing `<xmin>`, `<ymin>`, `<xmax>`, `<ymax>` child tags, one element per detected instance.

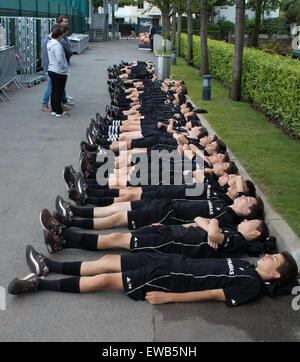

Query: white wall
<box><xmin>213</xmin><ymin>5</ymin><xmax>280</xmax><ymax>24</ymax></box>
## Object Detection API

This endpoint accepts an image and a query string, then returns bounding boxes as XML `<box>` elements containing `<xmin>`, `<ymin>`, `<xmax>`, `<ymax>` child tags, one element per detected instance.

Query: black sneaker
<box><xmin>55</xmin><ymin>195</ymin><xmax>73</xmax><ymax>222</ymax></box>
<box><xmin>80</xmin><ymin>140</ymin><xmax>98</xmax><ymax>153</ymax></box>
<box><xmin>79</xmin><ymin>157</ymin><xmax>96</xmax><ymax>179</ymax></box>
<box><xmin>69</xmin><ymin>187</ymin><xmax>88</xmax><ymax>205</ymax></box>
<box><xmin>40</xmin><ymin>208</ymin><xmax>65</xmax><ymax>235</ymax></box>
<box><xmin>26</xmin><ymin>244</ymin><xmax>49</xmax><ymax>277</ymax></box>
<box><xmin>43</xmin><ymin>228</ymin><xmax>66</xmax><ymax>254</ymax></box>
<box><xmin>75</xmin><ymin>173</ymin><xmax>88</xmax><ymax>195</ymax></box>
<box><xmin>63</xmin><ymin>165</ymin><xmax>76</xmax><ymax>190</ymax></box>
<box><xmin>53</xmin><ymin>211</ymin><xmax>70</xmax><ymax>227</ymax></box>
<box><xmin>8</xmin><ymin>273</ymin><xmax>40</xmax><ymax>295</ymax></box>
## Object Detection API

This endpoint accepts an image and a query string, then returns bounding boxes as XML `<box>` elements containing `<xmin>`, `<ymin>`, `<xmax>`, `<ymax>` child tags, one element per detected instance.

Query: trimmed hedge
<box><xmin>179</xmin><ymin>33</ymin><xmax>300</xmax><ymax>137</ymax></box>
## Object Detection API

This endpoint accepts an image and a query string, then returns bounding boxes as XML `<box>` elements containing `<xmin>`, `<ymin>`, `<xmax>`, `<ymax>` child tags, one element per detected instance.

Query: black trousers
<box><xmin>48</xmin><ymin>71</ymin><xmax>67</xmax><ymax>115</ymax></box>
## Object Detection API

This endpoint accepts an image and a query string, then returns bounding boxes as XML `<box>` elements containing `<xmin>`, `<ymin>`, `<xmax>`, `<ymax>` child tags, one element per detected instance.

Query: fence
<box><xmin>0</xmin><ymin>0</ymin><xmax>89</xmax><ymax>34</ymax></box>
<box><xmin>0</xmin><ymin>16</ymin><xmax>56</xmax><ymax>87</ymax></box>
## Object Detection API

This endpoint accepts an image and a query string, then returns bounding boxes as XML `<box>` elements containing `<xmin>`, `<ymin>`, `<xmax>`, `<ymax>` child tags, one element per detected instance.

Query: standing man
<box><xmin>149</xmin><ymin>22</ymin><xmax>156</xmax><ymax>52</ymax></box>
<box><xmin>58</xmin><ymin>16</ymin><xmax>75</xmax><ymax>105</ymax></box>
<box><xmin>41</xmin><ymin>24</ymin><xmax>60</xmax><ymax>112</ymax></box>
<box><xmin>47</xmin><ymin>26</ymin><xmax>70</xmax><ymax>117</ymax></box>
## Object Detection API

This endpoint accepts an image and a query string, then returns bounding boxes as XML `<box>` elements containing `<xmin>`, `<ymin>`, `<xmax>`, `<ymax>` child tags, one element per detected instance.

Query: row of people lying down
<box><xmin>9</xmin><ymin>61</ymin><xmax>299</xmax><ymax>308</ymax></box>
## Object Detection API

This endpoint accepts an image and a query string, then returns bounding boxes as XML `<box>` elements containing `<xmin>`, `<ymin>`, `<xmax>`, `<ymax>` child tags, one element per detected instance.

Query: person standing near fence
<box><xmin>47</xmin><ymin>26</ymin><xmax>70</xmax><ymax>118</ymax></box>
<box><xmin>41</xmin><ymin>24</ymin><xmax>60</xmax><ymax>112</ymax></box>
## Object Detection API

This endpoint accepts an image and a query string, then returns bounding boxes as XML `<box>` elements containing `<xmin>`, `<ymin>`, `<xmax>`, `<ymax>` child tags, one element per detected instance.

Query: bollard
<box><xmin>172</xmin><ymin>51</ymin><xmax>176</xmax><ymax>65</ymax></box>
<box><xmin>155</xmin><ymin>55</ymin><xmax>171</xmax><ymax>81</ymax></box>
<box><xmin>162</xmin><ymin>38</ymin><xmax>166</xmax><ymax>54</ymax></box>
<box><xmin>202</xmin><ymin>75</ymin><xmax>211</xmax><ymax>101</ymax></box>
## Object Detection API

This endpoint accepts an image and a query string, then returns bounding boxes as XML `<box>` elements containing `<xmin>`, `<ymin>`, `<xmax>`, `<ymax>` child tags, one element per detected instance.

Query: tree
<box><xmin>93</xmin><ymin>0</ymin><xmax>103</xmax><ymax>13</ymax></box>
<box><xmin>200</xmin><ymin>0</ymin><xmax>209</xmax><ymax>75</ymax></box>
<box><xmin>175</xmin><ymin>0</ymin><xmax>186</xmax><ymax>57</ymax></box>
<box><xmin>187</xmin><ymin>0</ymin><xmax>193</xmax><ymax>65</ymax></box>
<box><xmin>246</xmin><ymin>0</ymin><xmax>281</xmax><ymax>47</ymax></box>
<box><xmin>229</xmin><ymin>0</ymin><xmax>245</xmax><ymax>101</ymax></box>
<box><xmin>171</xmin><ymin>10</ymin><xmax>177</xmax><ymax>50</ymax></box>
<box><xmin>148</xmin><ymin>0</ymin><xmax>173</xmax><ymax>39</ymax></box>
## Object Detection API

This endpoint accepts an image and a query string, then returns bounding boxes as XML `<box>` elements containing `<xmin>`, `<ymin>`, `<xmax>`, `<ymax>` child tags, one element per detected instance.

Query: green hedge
<box><xmin>179</xmin><ymin>33</ymin><xmax>300</xmax><ymax>137</ymax></box>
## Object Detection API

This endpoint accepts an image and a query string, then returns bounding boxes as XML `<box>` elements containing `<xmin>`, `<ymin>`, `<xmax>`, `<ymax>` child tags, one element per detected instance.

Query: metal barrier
<box><xmin>0</xmin><ymin>45</ymin><xmax>23</xmax><ymax>102</ymax></box>
<box><xmin>68</xmin><ymin>33</ymin><xmax>89</xmax><ymax>54</ymax></box>
<box><xmin>0</xmin><ymin>17</ymin><xmax>56</xmax><ymax>88</ymax></box>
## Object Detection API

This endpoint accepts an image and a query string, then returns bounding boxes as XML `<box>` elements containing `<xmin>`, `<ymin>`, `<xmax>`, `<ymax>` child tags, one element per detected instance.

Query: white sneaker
<box><xmin>51</xmin><ymin>112</ymin><xmax>56</xmax><ymax>116</ymax></box>
<box><xmin>66</xmin><ymin>94</ymin><xmax>74</xmax><ymax>100</ymax></box>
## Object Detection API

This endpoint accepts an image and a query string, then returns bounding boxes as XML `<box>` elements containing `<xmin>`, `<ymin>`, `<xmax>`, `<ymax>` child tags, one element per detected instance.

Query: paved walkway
<box><xmin>0</xmin><ymin>40</ymin><xmax>299</xmax><ymax>342</ymax></box>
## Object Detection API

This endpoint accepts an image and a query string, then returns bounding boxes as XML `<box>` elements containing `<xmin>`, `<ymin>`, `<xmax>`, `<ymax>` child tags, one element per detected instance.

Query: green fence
<box><xmin>0</xmin><ymin>0</ymin><xmax>89</xmax><ymax>33</ymax></box>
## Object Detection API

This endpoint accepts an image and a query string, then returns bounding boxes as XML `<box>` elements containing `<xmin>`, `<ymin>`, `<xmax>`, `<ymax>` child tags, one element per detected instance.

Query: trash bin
<box><xmin>155</xmin><ymin>54</ymin><xmax>171</xmax><ymax>81</ymax></box>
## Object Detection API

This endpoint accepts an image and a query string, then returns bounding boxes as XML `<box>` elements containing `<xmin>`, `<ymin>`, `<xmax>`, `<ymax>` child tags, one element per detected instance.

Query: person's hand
<box><xmin>157</xmin><ymin>122</ymin><xmax>164</xmax><ymax>129</ymax></box>
<box><xmin>207</xmin><ymin>237</ymin><xmax>219</xmax><ymax>250</ymax></box>
<box><xmin>145</xmin><ymin>291</ymin><xmax>171</xmax><ymax>305</ymax></box>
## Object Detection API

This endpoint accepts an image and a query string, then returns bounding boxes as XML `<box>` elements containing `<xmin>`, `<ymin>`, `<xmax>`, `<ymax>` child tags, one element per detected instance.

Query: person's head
<box><xmin>50</xmin><ymin>23</ymin><xmax>61</xmax><ymax>36</ymax></box>
<box><xmin>213</xmin><ymin>161</ymin><xmax>238</xmax><ymax>177</ymax></box>
<box><xmin>233</xmin><ymin>195</ymin><xmax>264</xmax><ymax>219</ymax></box>
<box><xmin>177</xmin><ymin>85</ymin><xmax>188</xmax><ymax>95</ymax></box>
<box><xmin>208</xmin><ymin>152</ymin><xmax>229</xmax><ymax>166</ymax></box>
<box><xmin>51</xmin><ymin>26</ymin><xmax>64</xmax><ymax>40</ymax></box>
<box><xmin>227</xmin><ymin>178</ymin><xmax>256</xmax><ymax>200</ymax></box>
<box><xmin>237</xmin><ymin>219</ymin><xmax>269</xmax><ymax>241</ymax></box>
<box><xmin>205</xmin><ymin>139</ymin><xmax>226</xmax><ymax>155</ymax></box>
<box><xmin>244</xmin><ymin>180</ymin><xmax>256</xmax><ymax>197</ymax></box>
<box><xmin>257</xmin><ymin>251</ymin><xmax>298</xmax><ymax>285</ymax></box>
<box><xmin>178</xmin><ymin>94</ymin><xmax>186</xmax><ymax>105</ymax></box>
<box><xmin>60</xmin><ymin>24</ymin><xmax>69</xmax><ymax>37</ymax></box>
<box><xmin>58</xmin><ymin>15</ymin><xmax>68</xmax><ymax>25</ymax></box>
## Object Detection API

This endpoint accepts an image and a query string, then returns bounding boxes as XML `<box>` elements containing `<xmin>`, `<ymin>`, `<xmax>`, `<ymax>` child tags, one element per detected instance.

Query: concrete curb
<box><xmin>187</xmin><ymin>97</ymin><xmax>300</xmax><ymax>260</ymax></box>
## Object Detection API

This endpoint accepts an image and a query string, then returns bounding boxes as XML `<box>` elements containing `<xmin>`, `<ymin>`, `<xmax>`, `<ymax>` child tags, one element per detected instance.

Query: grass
<box><xmin>171</xmin><ymin>57</ymin><xmax>300</xmax><ymax>237</ymax></box>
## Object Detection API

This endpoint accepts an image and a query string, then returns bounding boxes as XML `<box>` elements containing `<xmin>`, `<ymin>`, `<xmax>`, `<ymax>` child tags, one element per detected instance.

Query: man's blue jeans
<box><xmin>42</xmin><ymin>72</ymin><xmax>52</xmax><ymax>107</ymax></box>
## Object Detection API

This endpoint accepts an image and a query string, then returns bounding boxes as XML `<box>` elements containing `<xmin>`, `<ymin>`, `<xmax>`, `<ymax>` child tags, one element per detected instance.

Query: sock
<box><xmin>70</xmin><ymin>205</ymin><xmax>94</xmax><ymax>218</ymax></box>
<box><xmin>62</xmin><ymin>228</ymin><xmax>99</xmax><ymax>250</ymax></box>
<box><xmin>87</xmin><ymin>187</ymin><xmax>119</xmax><ymax>197</ymax></box>
<box><xmin>87</xmin><ymin>196</ymin><xmax>114</xmax><ymax>207</ymax></box>
<box><xmin>44</xmin><ymin>258</ymin><xmax>82</xmax><ymax>275</ymax></box>
<box><xmin>70</xmin><ymin>218</ymin><xmax>94</xmax><ymax>229</ymax></box>
<box><xmin>39</xmin><ymin>277</ymin><xmax>80</xmax><ymax>293</ymax></box>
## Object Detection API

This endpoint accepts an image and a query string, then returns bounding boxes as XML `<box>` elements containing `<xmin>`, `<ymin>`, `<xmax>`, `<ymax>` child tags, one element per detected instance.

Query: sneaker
<box><xmin>41</xmin><ymin>106</ymin><xmax>51</xmax><ymax>112</ymax></box>
<box><xmin>79</xmin><ymin>157</ymin><xmax>95</xmax><ymax>178</ymax></box>
<box><xmin>52</xmin><ymin>211</ymin><xmax>70</xmax><ymax>227</ymax></box>
<box><xmin>51</xmin><ymin>112</ymin><xmax>56</xmax><ymax>116</ymax></box>
<box><xmin>62</xmin><ymin>104</ymin><xmax>72</xmax><ymax>111</ymax></box>
<box><xmin>75</xmin><ymin>173</ymin><xmax>88</xmax><ymax>195</ymax></box>
<box><xmin>8</xmin><ymin>273</ymin><xmax>40</xmax><ymax>295</ymax></box>
<box><xmin>43</xmin><ymin>228</ymin><xmax>66</xmax><ymax>254</ymax></box>
<box><xmin>40</xmin><ymin>208</ymin><xmax>66</xmax><ymax>236</ymax></box>
<box><xmin>69</xmin><ymin>187</ymin><xmax>88</xmax><ymax>205</ymax></box>
<box><xmin>80</xmin><ymin>140</ymin><xmax>98</xmax><ymax>153</ymax></box>
<box><xmin>26</xmin><ymin>244</ymin><xmax>49</xmax><ymax>277</ymax></box>
<box><xmin>55</xmin><ymin>195</ymin><xmax>73</xmax><ymax>221</ymax></box>
<box><xmin>64</xmin><ymin>99</ymin><xmax>75</xmax><ymax>106</ymax></box>
<box><xmin>66</xmin><ymin>94</ymin><xmax>74</xmax><ymax>100</ymax></box>
<box><xmin>63</xmin><ymin>165</ymin><xmax>76</xmax><ymax>190</ymax></box>
<box><xmin>56</xmin><ymin>112</ymin><xmax>71</xmax><ymax>118</ymax></box>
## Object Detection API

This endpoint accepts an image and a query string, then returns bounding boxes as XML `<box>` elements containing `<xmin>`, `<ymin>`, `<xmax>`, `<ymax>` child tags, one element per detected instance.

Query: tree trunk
<box><xmin>229</xmin><ymin>0</ymin><xmax>245</xmax><ymax>101</ymax></box>
<box><xmin>187</xmin><ymin>0</ymin><xmax>193</xmax><ymax>65</ymax></box>
<box><xmin>171</xmin><ymin>12</ymin><xmax>177</xmax><ymax>50</ymax></box>
<box><xmin>200</xmin><ymin>0</ymin><xmax>209</xmax><ymax>75</ymax></box>
<box><xmin>176</xmin><ymin>12</ymin><xmax>182</xmax><ymax>57</ymax></box>
<box><xmin>161</xmin><ymin>9</ymin><xmax>171</xmax><ymax>40</ymax></box>
<box><xmin>251</xmin><ymin>0</ymin><xmax>263</xmax><ymax>48</ymax></box>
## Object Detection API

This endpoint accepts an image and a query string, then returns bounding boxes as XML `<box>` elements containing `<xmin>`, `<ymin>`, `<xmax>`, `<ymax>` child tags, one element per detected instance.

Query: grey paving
<box><xmin>0</xmin><ymin>40</ymin><xmax>299</xmax><ymax>342</ymax></box>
